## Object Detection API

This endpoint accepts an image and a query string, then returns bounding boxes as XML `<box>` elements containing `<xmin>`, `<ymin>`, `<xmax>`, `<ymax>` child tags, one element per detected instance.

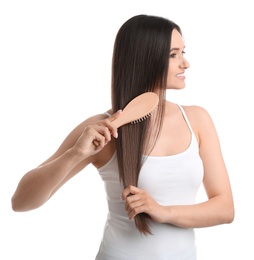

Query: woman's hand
<box><xmin>122</xmin><ymin>185</ymin><xmax>166</xmax><ymax>223</ymax></box>
<box><xmin>73</xmin><ymin>110</ymin><xmax>122</xmax><ymax>158</ymax></box>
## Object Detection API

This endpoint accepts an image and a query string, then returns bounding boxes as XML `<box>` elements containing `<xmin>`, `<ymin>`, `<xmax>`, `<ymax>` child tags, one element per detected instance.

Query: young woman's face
<box><xmin>167</xmin><ymin>29</ymin><xmax>190</xmax><ymax>89</ymax></box>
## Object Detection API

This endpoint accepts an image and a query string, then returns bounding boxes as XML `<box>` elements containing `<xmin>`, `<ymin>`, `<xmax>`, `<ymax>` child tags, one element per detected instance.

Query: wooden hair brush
<box><xmin>92</xmin><ymin>92</ymin><xmax>158</xmax><ymax>147</ymax></box>
<box><xmin>111</xmin><ymin>92</ymin><xmax>159</xmax><ymax>128</ymax></box>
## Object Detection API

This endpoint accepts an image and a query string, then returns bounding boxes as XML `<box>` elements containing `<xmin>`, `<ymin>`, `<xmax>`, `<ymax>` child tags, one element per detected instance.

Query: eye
<box><xmin>169</xmin><ymin>53</ymin><xmax>176</xmax><ymax>58</ymax></box>
<box><xmin>182</xmin><ymin>51</ymin><xmax>186</xmax><ymax>55</ymax></box>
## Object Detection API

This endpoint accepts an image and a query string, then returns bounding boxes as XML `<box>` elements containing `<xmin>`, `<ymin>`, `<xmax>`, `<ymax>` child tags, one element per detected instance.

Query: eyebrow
<box><xmin>170</xmin><ymin>47</ymin><xmax>185</xmax><ymax>52</ymax></box>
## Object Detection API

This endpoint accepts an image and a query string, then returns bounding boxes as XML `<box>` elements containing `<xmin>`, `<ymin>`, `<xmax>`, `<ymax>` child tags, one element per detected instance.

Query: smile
<box><xmin>177</xmin><ymin>73</ymin><xmax>185</xmax><ymax>80</ymax></box>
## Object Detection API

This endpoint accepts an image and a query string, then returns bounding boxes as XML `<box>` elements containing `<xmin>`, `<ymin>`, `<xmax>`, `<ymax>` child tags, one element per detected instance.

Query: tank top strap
<box><xmin>177</xmin><ymin>105</ymin><xmax>194</xmax><ymax>135</ymax></box>
<box><xmin>104</xmin><ymin>111</ymin><xmax>111</xmax><ymax>117</ymax></box>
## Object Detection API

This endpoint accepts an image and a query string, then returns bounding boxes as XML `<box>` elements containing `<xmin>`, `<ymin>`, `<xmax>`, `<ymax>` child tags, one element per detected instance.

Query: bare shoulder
<box><xmin>82</xmin><ymin>111</ymin><xmax>110</xmax><ymax>124</ymax></box>
<box><xmin>181</xmin><ymin>105</ymin><xmax>214</xmax><ymax>123</ymax></box>
<box><xmin>180</xmin><ymin>105</ymin><xmax>216</xmax><ymax>142</ymax></box>
<box><xmin>73</xmin><ymin>111</ymin><xmax>111</xmax><ymax>132</ymax></box>
<box><xmin>63</xmin><ymin>113</ymin><xmax>108</xmax><ymax>144</ymax></box>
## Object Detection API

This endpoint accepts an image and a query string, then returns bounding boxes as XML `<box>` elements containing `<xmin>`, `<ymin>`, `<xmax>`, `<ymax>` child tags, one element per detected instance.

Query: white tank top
<box><xmin>95</xmin><ymin>105</ymin><xmax>204</xmax><ymax>260</ymax></box>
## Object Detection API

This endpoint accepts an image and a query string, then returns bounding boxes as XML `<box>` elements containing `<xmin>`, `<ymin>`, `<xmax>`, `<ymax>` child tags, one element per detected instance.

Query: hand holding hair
<box><xmin>122</xmin><ymin>185</ymin><xmax>166</xmax><ymax>224</ymax></box>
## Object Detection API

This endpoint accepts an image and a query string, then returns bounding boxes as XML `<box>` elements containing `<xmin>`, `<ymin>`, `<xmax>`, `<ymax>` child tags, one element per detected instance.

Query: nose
<box><xmin>180</xmin><ymin>56</ymin><xmax>190</xmax><ymax>69</ymax></box>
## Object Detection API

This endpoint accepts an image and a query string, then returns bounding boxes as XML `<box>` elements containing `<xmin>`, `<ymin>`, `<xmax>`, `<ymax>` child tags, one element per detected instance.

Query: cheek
<box><xmin>167</xmin><ymin>68</ymin><xmax>174</xmax><ymax>84</ymax></box>
<box><xmin>167</xmin><ymin>63</ymin><xmax>175</xmax><ymax>78</ymax></box>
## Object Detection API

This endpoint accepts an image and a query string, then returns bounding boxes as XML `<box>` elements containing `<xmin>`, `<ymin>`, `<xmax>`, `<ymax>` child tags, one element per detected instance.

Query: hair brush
<box><xmin>93</xmin><ymin>92</ymin><xmax>159</xmax><ymax>147</ymax></box>
<box><xmin>111</xmin><ymin>92</ymin><xmax>159</xmax><ymax>128</ymax></box>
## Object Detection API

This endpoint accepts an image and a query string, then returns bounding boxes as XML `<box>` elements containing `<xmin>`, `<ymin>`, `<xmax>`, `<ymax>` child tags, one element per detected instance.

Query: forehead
<box><xmin>171</xmin><ymin>29</ymin><xmax>184</xmax><ymax>48</ymax></box>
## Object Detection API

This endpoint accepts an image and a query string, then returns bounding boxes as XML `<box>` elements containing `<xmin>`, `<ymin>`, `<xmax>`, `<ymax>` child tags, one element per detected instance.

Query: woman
<box><xmin>11</xmin><ymin>14</ymin><xmax>234</xmax><ymax>259</ymax></box>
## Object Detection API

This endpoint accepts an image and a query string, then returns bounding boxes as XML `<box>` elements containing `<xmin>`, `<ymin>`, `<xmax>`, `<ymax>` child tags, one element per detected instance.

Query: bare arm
<box><xmin>11</xmin><ymin>111</ymin><xmax>121</xmax><ymax>212</ymax></box>
<box><xmin>122</xmin><ymin>106</ymin><xmax>234</xmax><ymax>228</ymax></box>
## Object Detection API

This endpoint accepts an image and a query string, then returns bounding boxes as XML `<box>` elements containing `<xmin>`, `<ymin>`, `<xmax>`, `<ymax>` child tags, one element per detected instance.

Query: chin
<box><xmin>166</xmin><ymin>82</ymin><xmax>186</xmax><ymax>89</ymax></box>
<box><xmin>167</xmin><ymin>85</ymin><xmax>186</xmax><ymax>90</ymax></box>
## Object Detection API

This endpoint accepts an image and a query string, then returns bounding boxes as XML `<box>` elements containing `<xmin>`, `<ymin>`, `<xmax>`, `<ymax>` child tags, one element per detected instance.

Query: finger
<box><xmin>122</xmin><ymin>188</ymin><xmax>131</xmax><ymax>200</ymax></box>
<box><xmin>92</xmin><ymin>136</ymin><xmax>106</xmax><ymax>149</ymax></box>
<box><xmin>107</xmin><ymin>110</ymin><xmax>122</xmax><ymax>138</ymax></box>
<box><xmin>92</xmin><ymin>139</ymin><xmax>102</xmax><ymax>147</ymax></box>
<box><xmin>122</xmin><ymin>185</ymin><xmax>139</xmax><ymax>200</ymax></box>
<box><xmin>91</xmin><ymin>128</ymin><xmax>109</xmax><ymax>148</ymax></box>
<box><xmin>108</xmin><ymin>109</ymin><xmax>123</xmax><ymax>122</ymax></box>
<box><xmin>99</xmin><ymin>118</ymin><xmax>118</xmax><ymax>139</ymax></box>
<box><xmin>125</xmin><ymin>197</ymin><xmax>143</xmax><ymax>212</ymax></box>
<box><xmin>95</xmin><ymin>126</ymin><xmax>111</xmax><ymax>143</ymax></box>
<box><xmin>128</xmin><ymin>204</ymin><xmax>146</xmax><ymax>220</ymax></box>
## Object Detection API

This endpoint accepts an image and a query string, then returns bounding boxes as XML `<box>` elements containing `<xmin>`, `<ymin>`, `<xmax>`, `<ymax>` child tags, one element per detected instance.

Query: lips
<box><xmin>177</xmin><ymin>73</ymin><xmax>185</xmax><ymax>80</ymax></box>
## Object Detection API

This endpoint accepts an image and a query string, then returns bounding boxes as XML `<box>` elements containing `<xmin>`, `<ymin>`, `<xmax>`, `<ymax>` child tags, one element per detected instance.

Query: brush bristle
<box><xmin>130</xmin><ymin>111</ymin><xmax>153</xmax><ymax>124</ymax></box>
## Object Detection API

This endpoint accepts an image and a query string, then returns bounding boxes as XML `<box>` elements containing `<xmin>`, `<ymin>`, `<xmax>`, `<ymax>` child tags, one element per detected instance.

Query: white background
<box><xmin>1</xmin><ymin>0</ymin><xmax>253</xmax><ymax>259</ymax></box>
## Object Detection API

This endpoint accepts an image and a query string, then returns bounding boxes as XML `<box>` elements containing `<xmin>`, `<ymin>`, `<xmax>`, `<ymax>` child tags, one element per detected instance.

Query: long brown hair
<box><xmin>111</xmin><ymin>14</ymin><xmax>182</xmax><ymax>235</ymax></box>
